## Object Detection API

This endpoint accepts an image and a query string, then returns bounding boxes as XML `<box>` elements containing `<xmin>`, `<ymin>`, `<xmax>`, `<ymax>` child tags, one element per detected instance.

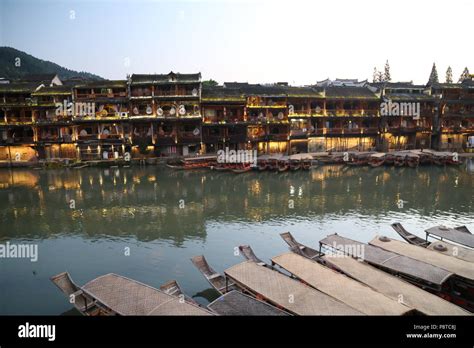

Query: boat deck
<box><xmin>82</xmin><ymin>273</ymin><xmax>212</xmax><ymax>316</ymax></box>
<box><xmin>207</xmin><ymin>290</ymin><xmax>289</xmax><ymax>316</ymax></box>
<box><xmin>321</xmin><ymin>254</ymin><xmax>469</xmax><ymax>315</ymax></box>
<box><xmin>370</xmin><ymin>236</ymin><xmax>474</xmax><ymax>281</ymax></box>
<box><xmin>271</xmin><ymin>252</ymin><xmax>413</xmax><ymax>315</ymax></box>
<box><xmin>319</xmin><ymin>234</ymin><xmax>454</xmax><ymax>289</ymax></box>
<box><xmin>427</xmin><ymin>241</ymin><xmax>474</xmax><ymax>263</ymax></box>
<box><xmin>426</xmin><ymin>226</ymin><xmax>474</xmax><ymax>248</ymax></box>
<box><xmin>224</xmin><ymin>260</ymin><xmax>363</xmax><ymax>315</ymax></box>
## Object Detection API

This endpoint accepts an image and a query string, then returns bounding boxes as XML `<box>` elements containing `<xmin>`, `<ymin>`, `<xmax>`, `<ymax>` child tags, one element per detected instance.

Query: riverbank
<box><xmin>1</xmin><ymin>149</ymin><xmax>473</xmax><ymax>169</ymax></box>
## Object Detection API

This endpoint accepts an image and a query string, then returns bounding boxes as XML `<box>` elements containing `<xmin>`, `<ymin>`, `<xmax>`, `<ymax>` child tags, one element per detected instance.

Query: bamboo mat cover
<box><xmin>225</xmin><ymin>261</ymin><xmax>362</xmax><ymax>315</ymax></box>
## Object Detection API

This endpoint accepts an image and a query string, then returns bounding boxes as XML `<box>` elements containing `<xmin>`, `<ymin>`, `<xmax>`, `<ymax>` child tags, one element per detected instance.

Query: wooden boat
<box><xmin>370</xmin><ymin>235</ymin><xmax>474</xmax><ymax>311</ymax></box>
<box><xmin>277</xmin><ymin>156</ymin><xmax>289</xmax><ymax>172</ymax></box>
<box><xmin>410</xmin><ymin>150</ymin><xmax>433</xmax><ymax>165</ymax></box>
<box><xmin>231</xmin><ymin>163</ymin><xmax>252</xmax><ymax>174</ymax></box>
<box><xmin>167</xmin><ymin>155</ymin><xmax>217</xmax><ymax>170</ymax></box>
<box><xmin>272</xmin><ymin>252</ymin><xmax>414</xmax><ymax>315</ymax></box>
<box><xmin>288</xmin><ymin>154</ymin><xmax>313</xmax><ymax>171</ymax></box>
<box><xmin>426</xmin><ymin>226</ymin><xmax>474</xmax><ymax>249</ymax></box>
<box><xmin>257</xmin><ymin>155</ymin><xmax>270</xmax><ymax>171</ymax></box>
<box><xmin>50</xmin><ymin>272</ymin><xmax>115</xmax><ymax>316</ymax></box>
<box><xmin>51</xmin><ymin>272</ymin><xmax>212</xmax><ymax>315</ymax></box>
<box><xmin>405</xmin><ymin>153</ymin><xmax>420</xmax><ymax>168</ymax></box>
<box><xmin>393</xmin><ymin>152</ymin><xmax>407</xmax><ymax>167</ymax></box>
<box><xmin>207</xmin><ymin>290</ymin><xmax>289</xmax><ymax>316</ymax></box>
<box><xmin>321</xmin><ymin>252</ymin><xmax>470</xmax><ymax>315</ymax></box>
<box><xmin>211</xmin><ymin>163</ymin><xmax>231</xmax><ymax>171</ymax></box>
<box><xmin>280</xmin><ymin>232</ymin><xmax>323</xmax><ymax>260</ymax></box>
<box><xmin>384</xmin><ymin>152</ymin><xmax>396</xmax><ymax>165</ymax></box>
<box><xmin>191</xmin><ymin>255</ymin><xmax>237</xmax><ymax>294</ymax></box>
<box><xmin>267</xmin><ymin>154</ymin><xmax>283</xmax><ymax>171</ymax></box>
<box><xmin>159</xmin><ymin>279</ymin><xmax>199</xmax><ymax>306</ymax></box>
<box><xmin>392</xmin><ymin>223</ymin><xmax>474</xmax><ymax>263</ymax></box>
<box><xmin>368</xmin><ymin>153</ymin><xmax>386</xmax><ymax>168</ymax></box>
<box><xmin>224</xmin><ymin>261</ymin><xmax>362</xmax><ymax>315</ymax></box>
<box><xmin>347</xmin><ymin>152</ymin><xmax>372</xmax><ymax>166</ymax></box>
<box><xmin>289</xmin><ymin>158</ymin><xmax>301</xmax><ymax>171</ymax></box>
<box><xmin>280</xmin><ymin>233</ymin><xmax>469</xmax><ymax>315</ymax></box>
<box><xmin>238</xmin><ymin>245</ymin><xmax>267</xmax><ymax>266</ymax></box>
<box><xmin>455</xmin><ymin>226</ymin><xmax>472</xmax><ymax>234</ymax></box>
<box><xmin>320</xmin><ymin>234</ymin><xmax>472</xmax><ymax>311</ymax></box>
<box><xmin>391</xmin><ymin>223</ymin><xmax>429</xmax><ymax>247</ymax></box>
<box><xmin>302</xmin><ymin>160</ymin><xmax>312</xmax><ymax>170</ymax></box>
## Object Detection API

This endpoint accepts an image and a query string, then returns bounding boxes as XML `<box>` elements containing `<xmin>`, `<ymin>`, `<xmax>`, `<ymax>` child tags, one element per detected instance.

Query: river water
<box><xmin>0</xmin><ymin>162</ymin><xmax>473</xmax><ymax>314</ymax></box>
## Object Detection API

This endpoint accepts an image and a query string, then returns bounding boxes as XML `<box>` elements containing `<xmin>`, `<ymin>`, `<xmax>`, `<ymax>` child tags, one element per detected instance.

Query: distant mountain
<box><xmin>0</xmin><ymin>47</ymin><xmax>103</xmax><ymax>81</ymax></box>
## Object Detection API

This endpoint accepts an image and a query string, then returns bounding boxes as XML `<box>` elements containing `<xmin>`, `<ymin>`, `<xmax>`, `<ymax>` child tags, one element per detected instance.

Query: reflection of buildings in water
<box><xmin>0</xmin><ymin>170</ymin><xmax>39</xmax><ymax>188</ymax></box>
<box><xmin>467</xmin><ymin>159</ymin><xmax>474</xmax><ymax>174</ymax></box>
<box><xmin>0</xmin><ymin>167</ymin><xmax>472</xmax><ymax>241</ymax></box>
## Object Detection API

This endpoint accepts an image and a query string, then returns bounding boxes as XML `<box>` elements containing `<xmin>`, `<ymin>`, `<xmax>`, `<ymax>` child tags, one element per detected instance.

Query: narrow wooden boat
<box><xmin>159</xmin><ymin>279</ymin><xmax>200</xmax><ymax>306</ymax></box>
<box><xmin>368</xmin><ymin>153</ymin><xmax>386</xmax><ymax>167</ymax></box>
<box><xmin>384</xmin><ymin>152</ymin><xmax>396</xmax><ymax>165</ymax></box>
<box><xmin>290</xmin><ymin>154</ymin><xmax>313</xmax><ymax>170</ymax></box>
<box><xmin>405</xmin><ymin>153</ymin><xmax>420</xmax><ymax>168</ymax></box>
<box><xmin>238</xmin><ymin>245</ymin><xmax>268</xmax><ymax>266</ymax></box>
<box><xmin>289</xmin><ymin>158</ymin><xmax>301</xmax><ymax>171</ymax></box>
<box><xmin>50</xmin><ymin>272</ymin><xmax>115</xmax><ymax>316</ymax></box>
<box><xmin>410</xmin><ymin>150</ymin><xmax>433</xmax><ymax>165</ymax></box>
<box><xmin>191</xmin><ymin>255</ymin><xmax>237</xmax><ymax>294</ymax></box>
<box><xmin>393</xmin><ymin>152</ymin><xmax>407</xmax><ymax>167</ymax></box>
<box><xmin>267</xmin><ymin>154</ymin><xmax>283</xmax><ymax>171</ymax></box>
<box><xmin>320</xmin><ymin>234</ymin><xmax>473</xmax><ymax>311</ymax></box>
<box><xmin>167</xmin><ymin>155</ymin><xmax>217</xmax><ymax>170</ymax></box>
<box><xmin>391</xmin><ymin>223</ymin><xmax>430</xmax><ymax>247</ymax></box>
<box><xmin>277</xmin><ymin>156</ymin><xmax>289</xmax><ymax>172</ymax></box>
<box><xmin>257</xmin><ymin>155</ymin><xmax>270</xmax><ymax>171</ymax></box>
<box><xmin>348</xmin><ymin>152</ymin><xmax>373</xmax><ymax>166</ymax></box>
<box><xmin>280</xmin><ymin>232</ymin><xmax>469</xmax><ymax>315</ymax></box>
<box><xmin>231</xmin><ymin>163</ymin><xmax>252</xmax><ymax>174</ymax></box>
<box><xmin>280</xmin><ymin>232</ymin><xmax>323</xmax><ymax>260</ymax></box>
<box><xmin>51</xmin><ymin>272</ymin><xmax>212</xmax><ymax>315</ymax></box>
<box><xmin>455</xmin><ymin>226</ymin><xmax>472</xmax><ymax>234</ymax></box>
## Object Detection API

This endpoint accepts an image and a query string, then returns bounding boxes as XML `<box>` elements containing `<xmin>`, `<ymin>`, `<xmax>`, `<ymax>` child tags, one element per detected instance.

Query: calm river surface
<box><xmin>0</xmin><ymin>163</ymin><xmax>473</xmax><ymax>314</ymax></box>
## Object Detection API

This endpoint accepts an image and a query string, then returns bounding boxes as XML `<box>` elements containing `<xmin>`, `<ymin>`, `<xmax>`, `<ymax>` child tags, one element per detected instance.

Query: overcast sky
<box><xmin>1</xmin><ymin>0</ymin><xmax>472</xmax><ymax>85</ymax></box>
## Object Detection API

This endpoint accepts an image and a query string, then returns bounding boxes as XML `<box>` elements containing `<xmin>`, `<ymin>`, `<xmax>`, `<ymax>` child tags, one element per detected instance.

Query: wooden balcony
<box><xmin>177</xmin><ymin>131</ymin><xmax>201</xmax><ymax>144</ymax></box>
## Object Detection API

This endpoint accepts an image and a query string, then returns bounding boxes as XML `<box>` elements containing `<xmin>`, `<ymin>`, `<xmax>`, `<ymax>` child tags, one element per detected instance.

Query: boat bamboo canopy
<box><xmin>319</xmin><ymin>234</ymin><xmax>454</xmax><ymax>288</ymax></box>
<box><xmin>224</xmin><ymin>260</ymin><xmax>363</xmax><ymax>315</ymax></box>
<box><xmin>369</xmin><ymin>236</ymin><xmax>474</xmax><ymax>281</ymax></box>
<box><xmin>271</xmin><ymin>252</ymin><xmax>414</xmax><ymax>315</ymax></box>
<box><xmin>321</xmin><ymin>254</ymin><xmax>470</xmax><ymax>315</ymax></box>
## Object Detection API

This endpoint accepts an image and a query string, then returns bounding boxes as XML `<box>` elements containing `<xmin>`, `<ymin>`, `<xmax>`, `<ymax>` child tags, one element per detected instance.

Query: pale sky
<box><xmin>1</xmin><ymin>0</ymin><xmax>473</xmax><ymax>85</ymax></box>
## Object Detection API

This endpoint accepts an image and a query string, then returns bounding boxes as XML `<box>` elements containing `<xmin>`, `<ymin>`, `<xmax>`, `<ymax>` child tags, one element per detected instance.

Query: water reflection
<box><xmin>0</xmin><ymin>164</ymin><xmax>473</xmax><ymax>245</ymax></box>
<box><xmin>0</xmin><ymin>163</ymin><xmax>473</xmax><ymax>315</ymax></box>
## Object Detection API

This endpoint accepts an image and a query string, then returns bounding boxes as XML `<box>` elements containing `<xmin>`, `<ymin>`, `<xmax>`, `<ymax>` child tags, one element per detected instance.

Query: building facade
<box><xmin>1</xmin><ymin>72</ymin><xmax>473</xmax><ymax>166</ymax></box>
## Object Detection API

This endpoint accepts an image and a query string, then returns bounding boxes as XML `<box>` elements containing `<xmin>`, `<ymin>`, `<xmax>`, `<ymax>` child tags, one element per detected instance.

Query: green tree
<box><xmin>383</xmin><ymin>60</ymin><xmax>391</xmax><ymax>82</ymax></box>
<box><xmin>202</xmin><ymin>79</ymin><xmax>218</xmax><ymax>87</ymax></box>
<box><xmin>427</xmin><ymin>63</ymin><xmax>439</xmax><ymax>85</ymax></box>
<box><xmin>458</xmin><ymin>67</ymin><xmax>470</xmax><ymax>82</ymax></box>
<box><xmin>445</xmin><ymin>66</ymin><xmax>453</xmax><ymax>83</ymax></box>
